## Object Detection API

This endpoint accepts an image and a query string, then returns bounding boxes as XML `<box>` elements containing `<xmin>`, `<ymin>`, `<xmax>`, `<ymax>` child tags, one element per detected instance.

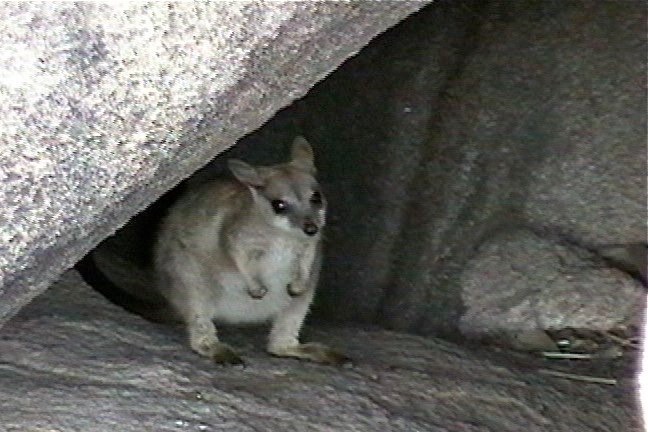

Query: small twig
<box><xmin>538</xmin><ymin>369</ymin><xmax>617</xmax><ymax>385</ymax></box>
<box><xmin>541</xmin><ymin>352</ymin><xmax>593</xmax><ymax>360</ymax></box>
<box><xmin>605</xmin><ymin>332</ymin><xmax>639</xmax><ymax>349</ymax></box>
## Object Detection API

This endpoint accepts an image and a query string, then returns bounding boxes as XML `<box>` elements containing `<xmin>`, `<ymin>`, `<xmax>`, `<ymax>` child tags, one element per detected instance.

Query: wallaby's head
<box><xmin>227</xmin><ymin>136</ymin><xmax>326</xmax><ymax>238</ymax></box>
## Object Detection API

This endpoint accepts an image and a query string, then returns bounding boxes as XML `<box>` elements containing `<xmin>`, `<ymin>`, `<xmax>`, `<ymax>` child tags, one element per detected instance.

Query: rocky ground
<box><xmin>0</xmin><ymin>271</ymin><xmax>640</xmax><ymax>431</ymax></box>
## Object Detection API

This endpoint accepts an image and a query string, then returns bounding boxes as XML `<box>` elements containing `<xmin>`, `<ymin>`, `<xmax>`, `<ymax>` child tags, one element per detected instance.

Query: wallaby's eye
<box><xmin>310</xmin><ymin>191</ymin><xmax>322</xmax><ymax>205</ymax></box>
<box><xmin>271</xmin><ymin>199</ymin><xmax>288</xmax><ymax>214</ymax></box>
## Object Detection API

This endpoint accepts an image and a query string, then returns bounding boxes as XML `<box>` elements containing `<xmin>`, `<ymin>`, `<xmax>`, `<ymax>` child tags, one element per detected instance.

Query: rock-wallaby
<box><xmin>154</xmin><ymin>137</ymin><xmax>348</xmax><ymax>365</ymax></box>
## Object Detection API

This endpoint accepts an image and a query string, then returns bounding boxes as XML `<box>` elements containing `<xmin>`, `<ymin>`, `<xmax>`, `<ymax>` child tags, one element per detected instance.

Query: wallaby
<box><xmin>153</xmin><ymin>137</ymin><xmax>348</xmax><ymax>365</ymax></box>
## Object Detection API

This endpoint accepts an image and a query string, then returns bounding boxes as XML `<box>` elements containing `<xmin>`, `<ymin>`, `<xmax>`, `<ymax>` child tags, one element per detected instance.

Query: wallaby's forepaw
<box><xmin>269</xmin><ymin>342</ymin><xmax>351</xmax><ymax>366</ymax></box>
<box><xmin>286</xmin><ymin>282</ymin><xmax>307</xmax><ymax>297</ymax></box>
<box><xmin>248</xmin><ymin>285</ymin><xmax>268</xmax><ymax>300</ymax></box>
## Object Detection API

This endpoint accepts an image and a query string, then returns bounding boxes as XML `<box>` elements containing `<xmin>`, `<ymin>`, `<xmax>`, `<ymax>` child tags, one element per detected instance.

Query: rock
<box><xmin>459</xmin><ymin>229</ymin><xmax>644</xmax><ymax>342</ymax></box>
<box><xmin>509</xmin><ymin>329</ymin><xmax>558</xmax><ymax>352</ymax></box>
<box><xmin>0</xmin><ymin>1</ymin><xmax>428</xmax><ymax>326</ymax></box>
<box><xmin>0</xmin><ymin>271</ymin><xmax>639</xmax><ymax>431</ymax></box>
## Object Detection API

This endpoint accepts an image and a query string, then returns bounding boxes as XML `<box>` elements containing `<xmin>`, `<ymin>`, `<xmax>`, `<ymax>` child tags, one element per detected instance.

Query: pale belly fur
<box><xmin>209</xmin><ymin>242</ymin><xmax>302</xmax><ymax>324</ymax></box>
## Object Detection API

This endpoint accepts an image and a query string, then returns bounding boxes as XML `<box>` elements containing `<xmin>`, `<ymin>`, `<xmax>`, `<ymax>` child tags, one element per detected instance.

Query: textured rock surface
<box><xmin>459</xmin><ymin>229</ymin><xmax>644</xmax><ymax>341</ymax></box>
<box><xmin>0</xmin><ymin>271</ymin><xmax>640</xmax><ymax>431</ymax></box>
<box><xmin>0</xmin><ymin>1</ymin><xmax>427</xmax><ymax>326</ymax></box>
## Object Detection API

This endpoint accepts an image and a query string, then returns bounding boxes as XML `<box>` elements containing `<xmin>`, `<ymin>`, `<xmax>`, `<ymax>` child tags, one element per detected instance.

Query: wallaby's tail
<box><xmin>76</xmin><ymin>253</ymin><xmax>178</xmax><ymax>324</ymax></box>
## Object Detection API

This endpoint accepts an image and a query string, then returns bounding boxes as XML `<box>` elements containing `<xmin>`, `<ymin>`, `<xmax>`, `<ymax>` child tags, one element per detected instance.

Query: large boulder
<box><xmin>459</xmin><ymin>229</ymin><xmax>644</xmax><ymax>347</ymax></box>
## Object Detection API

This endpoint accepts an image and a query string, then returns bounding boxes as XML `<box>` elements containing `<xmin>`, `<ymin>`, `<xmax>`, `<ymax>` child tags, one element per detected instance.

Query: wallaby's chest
<box><xmin>250</xmin><ymin>238</ymin><xmax>305</xmax><ymax>281</ymax></box>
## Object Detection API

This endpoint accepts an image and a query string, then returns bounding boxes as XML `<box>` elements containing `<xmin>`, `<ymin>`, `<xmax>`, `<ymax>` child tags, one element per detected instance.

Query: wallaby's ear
<box><xmin>290</xmin><ymin>136</ymin><xmax>316</xmax><ymax>173</ymax></box>
<box><xmin>228</xmin><ymin>159</ymin><xmax>264</xmax><ymax>187</ymax></box>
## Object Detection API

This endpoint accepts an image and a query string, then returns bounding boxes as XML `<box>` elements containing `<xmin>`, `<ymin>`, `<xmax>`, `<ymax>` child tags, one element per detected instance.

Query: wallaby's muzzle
<box><xmin>303</xmin><ymin>222</ymin><xmax>319</xmax><ymax>236</ymax></box>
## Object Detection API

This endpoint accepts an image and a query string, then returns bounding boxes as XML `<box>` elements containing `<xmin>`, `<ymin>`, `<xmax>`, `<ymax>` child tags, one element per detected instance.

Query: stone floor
<box><xmin>0</xmin><ymin>271</ymin><xmax>641</xmax><ymax>431</ymax></box>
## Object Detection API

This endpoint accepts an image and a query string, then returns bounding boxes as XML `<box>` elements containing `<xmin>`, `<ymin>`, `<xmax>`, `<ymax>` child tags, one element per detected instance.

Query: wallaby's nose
<box><xmin>303</xmin><ymin>222</ymin><xmax>319</xmax><ymax>236</ymax></box>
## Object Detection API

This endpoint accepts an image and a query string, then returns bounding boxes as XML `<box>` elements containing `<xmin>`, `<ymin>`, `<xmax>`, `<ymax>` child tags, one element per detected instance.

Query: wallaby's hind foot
<box><xmin>269</xmin><ymin>342</ymin><xmax>350</xmax><ymax>366</ymax></box>
<box><xmin>193</xmin><ymin>339</ymin><xmax>244</xmax><ymax>366</ymax></box>
<box><xmin>189</xmin><ymin>321</ymin><xmax>244</xmax><ymax>365</ymax></box>
<box><xmin>211</xmin><ymin>343</ymin><xmax>244</xmax><ymax>366</ymax></box>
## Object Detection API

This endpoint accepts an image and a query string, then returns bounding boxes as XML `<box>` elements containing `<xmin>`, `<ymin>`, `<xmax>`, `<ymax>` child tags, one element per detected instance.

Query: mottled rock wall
<box><xmin>0</xmin><ymin>1</ymin><xmax>427</xmax><ymax>326</ymax></box>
